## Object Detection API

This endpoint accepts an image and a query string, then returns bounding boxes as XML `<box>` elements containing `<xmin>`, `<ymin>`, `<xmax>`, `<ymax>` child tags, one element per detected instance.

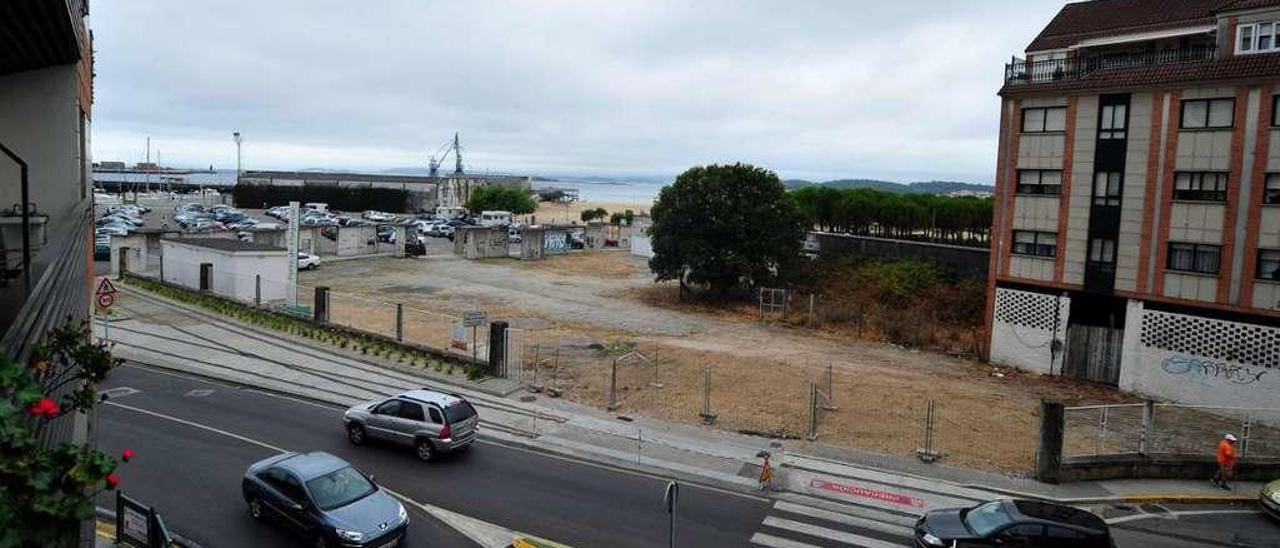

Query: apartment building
<box><xmin>987</xmin><ymin>0</ymin><xmax>1280</xmax><ymax>408</ymax></box>
<box><xmin>0</xmin><ymin>1</ymin><xmax>95</xmax><ymax>364</ymax></box>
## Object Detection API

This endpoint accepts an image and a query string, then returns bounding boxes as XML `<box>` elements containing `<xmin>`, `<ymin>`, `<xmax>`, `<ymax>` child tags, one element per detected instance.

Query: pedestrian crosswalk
<box><xmin>750</xmin><ymin>498</ymin><xmax>918</xmax><ymax>548</ymax></box>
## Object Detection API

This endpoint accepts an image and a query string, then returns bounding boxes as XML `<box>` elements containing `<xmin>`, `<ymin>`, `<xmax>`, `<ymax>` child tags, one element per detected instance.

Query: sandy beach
<box><xmin>524</xmin><ymin>199</ymin><xmax>653</xmax><ymax>225</ymax></box>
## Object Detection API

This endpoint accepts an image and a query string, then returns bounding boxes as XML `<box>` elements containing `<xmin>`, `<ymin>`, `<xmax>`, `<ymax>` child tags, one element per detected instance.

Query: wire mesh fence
<box><xmin>1065</xmin><ymin>402</ymin><xmax>1280</xmax><ymax>460</ymax></box>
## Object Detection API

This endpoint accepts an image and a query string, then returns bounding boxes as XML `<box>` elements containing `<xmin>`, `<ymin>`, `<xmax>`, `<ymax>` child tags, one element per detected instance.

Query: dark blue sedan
<box><xmin>242</xmin><ymin>451</ymin><xmax>408</xmax><ymax>548</ymax></box>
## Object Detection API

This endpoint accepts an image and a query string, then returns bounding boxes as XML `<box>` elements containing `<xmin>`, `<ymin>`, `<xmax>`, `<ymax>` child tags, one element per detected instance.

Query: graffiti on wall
<box><xmin>545</xmin><ymin>231</ymin><xmax>567</xmax><ymax>253</ymax></box>
<box><xmin>1159</xmin><ymin>354</ymin><xmax>1270</xmax><ymax>386</ymax></box>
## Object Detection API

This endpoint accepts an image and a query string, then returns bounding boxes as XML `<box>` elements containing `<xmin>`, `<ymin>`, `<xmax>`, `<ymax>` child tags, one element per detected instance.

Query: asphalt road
<box><xmin>96</xmin><ymin>363</ymin><xmax>770</xmax><ymax>548</ymax></box>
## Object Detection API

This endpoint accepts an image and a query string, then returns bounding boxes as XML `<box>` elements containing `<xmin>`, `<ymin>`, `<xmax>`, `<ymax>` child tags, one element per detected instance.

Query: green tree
<box><xmin>580</xmin><ymin>207</ymin><xmax>608</xmax><ymax>223</ymax></box>
<box><xmin>464</xmin><ymin>185</ymin><xmax>537</xmax><ymax>215</ymax></box>
<box><xmin>649</xmin><ymin>163</ymin><xmax>806</xmax><ymax>293</ymax></box>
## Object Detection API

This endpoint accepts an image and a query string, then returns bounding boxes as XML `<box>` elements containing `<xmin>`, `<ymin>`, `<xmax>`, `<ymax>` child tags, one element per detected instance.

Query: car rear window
<box><xmin>443</xmin><ymin>401</ymin><xmax>476</xmax><ymax>424</ymax></box>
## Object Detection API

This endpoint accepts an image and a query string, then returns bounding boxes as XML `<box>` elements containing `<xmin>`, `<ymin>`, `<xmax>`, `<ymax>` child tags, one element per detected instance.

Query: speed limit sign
<box><xmin>97</xmin><ymin>292</ymin><xmax>116</xmax><ymax>310</ymax></box>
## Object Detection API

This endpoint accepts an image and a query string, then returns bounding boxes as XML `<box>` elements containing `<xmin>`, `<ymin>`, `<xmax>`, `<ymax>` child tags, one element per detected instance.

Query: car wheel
<box><xmin>248</xmin><ymin>497</ymin><xmax>264</xmax><ymax>520</ymax></box>
<box><xmin>415</xmin><ymin>438</ymin><xmax>436</xmax><ymax>462</ymax></box>
<box><xmin>347</xmin><ymin>423</ymin><xmax>366</xmax><ymax>445</ymax></box>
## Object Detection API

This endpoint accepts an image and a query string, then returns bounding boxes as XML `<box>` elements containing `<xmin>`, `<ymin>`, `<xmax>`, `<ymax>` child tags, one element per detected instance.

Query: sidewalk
<box><xmin>105</xmin><ymin>280</ymin><xmax>1265</xmax><ymax>517</ymax></box>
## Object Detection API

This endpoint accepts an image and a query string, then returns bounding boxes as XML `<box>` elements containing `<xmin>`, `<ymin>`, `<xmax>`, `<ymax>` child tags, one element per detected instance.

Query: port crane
<box><xmin>427</xmin><ymin>133</ymin><xmax>464</xmax><ymax>177</ymax></box>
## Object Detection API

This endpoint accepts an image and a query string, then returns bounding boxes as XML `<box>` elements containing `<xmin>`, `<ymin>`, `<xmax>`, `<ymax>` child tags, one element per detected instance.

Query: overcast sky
<box><xmin>91</xmin><ymin>1</ymin><xmax>1065</xmax><ymax>183</ymax></box>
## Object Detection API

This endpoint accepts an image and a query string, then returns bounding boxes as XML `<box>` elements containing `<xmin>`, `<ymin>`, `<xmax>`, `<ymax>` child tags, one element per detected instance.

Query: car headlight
<box><xmin>398</xmin><ymin>503</ymin><xmax>408</xmax><ymax>522</ymax></box>
<box><xmin>336</xmin><ymin>529</ymin><xmax>364</xmax><ymax>542</ymax></box>
<box><xmin>921</xmin><ymin>532</ymin><xmax>945</xmax><ymax>546</ymax></box>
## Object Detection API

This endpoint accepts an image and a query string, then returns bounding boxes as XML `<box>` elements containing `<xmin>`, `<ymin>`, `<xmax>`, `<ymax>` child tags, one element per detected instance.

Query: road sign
<box><xmin>96</xmin><ymin>277</ymin><xmax>118</xmax><ymax>298</ymax></box>
<box><xmin>462</xmin><ymin>310</ymin><xmax>487</xmax><ymax>327</ymax></box>
<box><xmin>97</xmin><ymin>292</ymin><xmax>116</xmax><ymax>310</ymax></box>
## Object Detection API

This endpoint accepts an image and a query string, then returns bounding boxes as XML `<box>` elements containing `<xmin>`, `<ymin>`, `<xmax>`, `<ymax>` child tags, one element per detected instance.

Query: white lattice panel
<box><xmin>1140</xmin><ymin>309</ymin><xmax>1280</xmax><ymax>369</ymax></box>
<box><xmin>994</xmin><ymin>288</ymin><xmax>1063</xmax><ymax>331</ymax></box>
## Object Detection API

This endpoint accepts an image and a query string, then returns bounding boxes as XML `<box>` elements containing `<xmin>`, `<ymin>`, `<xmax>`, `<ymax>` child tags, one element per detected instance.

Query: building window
<box><xmin>1173</xmin><ymin>172</ymin><xmax>1228</xmax><ymax>202</ymax></box>
<box><xmin>1258</xmin><ymin>250</ymin><xmax>1280</xmax><ymax>281</ymax></box>
<box><xmin>1167</xmin><ymin>242</ymin><xmax>1221</xmax><ymax>274</ymax></box>
<box><xmin>1022</xmin><ymin>107</ymin><xmax>1067</xmax><ymax>133</ymax></box>
<box><xmin>1180</xmin><ymin>98</ymin><xmax>1234</xmax><ymax>129</ymax></box>
<box><xmin>1265</xmin><ymin>174</ymin><xmax>1280</xmax><ymax>205</ymax></box>
<box><xmin>1016</xmin><ymin>170</ymin><xmax>1062</xmax><ymax>195</ymax></box>
<box><xmin>1099</xmin><ymin>103</ymin><xmax>1127</xmax><ymax>139</ymax></box>
<box><xmin>1012</xmin><ymin>230</ymin><xmax>1057</xmax><ymax>258</ymax></box>
<box><xmin>1092</xmin><ymin>172</ymin><xmax>1122</xmax><ymax>206</ymax></box>
<box><xmin>1088</xmin><ymin>238</ymin><xmax>1117</xmax><ymax>264</ymax></box>
<box><xmin>1238</xmin><ymin>21</ymin><xmax>1280</xmax><ymax>54</ymax></box>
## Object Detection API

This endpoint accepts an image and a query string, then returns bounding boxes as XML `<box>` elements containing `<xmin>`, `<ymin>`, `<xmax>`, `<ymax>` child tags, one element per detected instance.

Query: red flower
<box><xmin>104</xmin><ymin>474</ymin><xmax>120</xmax><ymax>489</ymax></box>
<box><xmin>121</xmin><ymin>448</ymin><xmax>135</xmax><ymax>462</ymax></box>
<box><xmin>27</xmin><ymin>397</ymin><xmax>58</xmax><ymax>418</ymax></box>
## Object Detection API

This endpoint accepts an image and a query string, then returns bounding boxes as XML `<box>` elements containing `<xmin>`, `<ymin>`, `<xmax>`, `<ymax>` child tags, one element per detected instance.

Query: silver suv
<box><xmin>343</xmin><ymin>389</ymin><xmax>479</xmax><ymax>461</ymax></box>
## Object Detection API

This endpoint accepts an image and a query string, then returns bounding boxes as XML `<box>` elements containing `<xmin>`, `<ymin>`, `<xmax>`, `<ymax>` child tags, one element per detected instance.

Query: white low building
<box><xmin>160</xmin><ymin>238</ymin><xmax>289</xmax><ymax>303</ymax></box>
<box><xmin>629</xmin><ymin>215</ymin><xmax>653</xmax><ymax>259</ymax></box>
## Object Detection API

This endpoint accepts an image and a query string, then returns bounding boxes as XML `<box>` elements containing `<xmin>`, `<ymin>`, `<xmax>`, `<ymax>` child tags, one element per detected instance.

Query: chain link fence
<box><xmin>1064</xmin><ymin>402</ymin><xmax>1280</xmax><ymax>459</ymax></box>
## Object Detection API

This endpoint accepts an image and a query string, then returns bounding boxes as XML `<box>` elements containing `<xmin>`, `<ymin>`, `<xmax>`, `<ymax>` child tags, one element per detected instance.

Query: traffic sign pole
<box><xmin>664</xmin><ymin>481</ymin><xmax>679</xmax><ymax>548</ymax></box>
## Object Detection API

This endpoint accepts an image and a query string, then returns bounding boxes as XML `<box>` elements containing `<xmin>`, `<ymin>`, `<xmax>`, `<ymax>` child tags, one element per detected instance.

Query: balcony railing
<box><xmin>1004</xmin><ymin>45</ymin><xmax>1218</xmax><ymax>85</ymax></box>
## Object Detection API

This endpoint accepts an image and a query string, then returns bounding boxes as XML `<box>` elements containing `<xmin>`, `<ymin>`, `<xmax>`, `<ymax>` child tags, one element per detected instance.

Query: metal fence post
<box><xmin>607</xmin><ymin>357</ymin><xmax>619</xmax><ymax>411</ymax></box>
<box><xmin>395</xmin><ymin>303</ymin><xmax>404</xmax><ymax>342</ymax></box>
<box><xmin>254</xmin><ymin>274</ymin><xmax>261</xmax><ymax>307</ymax></box>
<box><xmin>1139</xmin><ymin>400</ymin><xmax>1153</xmax><ymax>456</ymax></box>
<box><xmin>699</xmin><ymin>368</ymin><xmax>717</xmax><ymax>424</ymax></box>
<box><xmin>1241</xmin><ymin>415</ymin><xmax>1252</xmax><ymax>458</ymax></box>
<box><xmin>805</xmin><ymin>383</ymin><xmax>819</xmax><ymax>441</ymax></box>
<box><xmin>314</xmin><ymin>286</ymin><xmax>330</xmax><ymax>323</ymax></box>
<box><xmin>531</xmin><ymin>343</ymin><xmax>540</xmax><ymax>391</ymax></box>
<box><xmin>650</xmin><ymin>344</ymin><xmax>664</xmax><ymax>388</ymax></box>
<box><xmin>822</xmin><ymin>364</ymin><xmax>838</xmax><ymax>411</ymax></box>
<box><xmin>1097</xmin><ymin>406</ymin><xmax>1109</xmax><ymax>456</ymax></box>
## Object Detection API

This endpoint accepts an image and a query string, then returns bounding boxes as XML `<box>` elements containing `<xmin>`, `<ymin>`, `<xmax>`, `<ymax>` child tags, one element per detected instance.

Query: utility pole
<box><xmin>233</xmin><ymin>131</ymin><xmax>243</xmax><ymax>184</ymax></box>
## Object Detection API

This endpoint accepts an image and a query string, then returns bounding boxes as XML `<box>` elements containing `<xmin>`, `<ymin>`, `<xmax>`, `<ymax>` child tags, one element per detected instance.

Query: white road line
<box><xmin>101</xmin><ymin>399</ymin><xmax>530</xmax><ymax>548</ymax></box>
<box><xmin>774</xmin><ymin>501</ymin><xmax>916</xmax><ymax>533</ymax></box>
<box><xmin>762</xmin><ymin>516</ymin><xmax>905</xmax><ymax>548</ymax></box>
<box><xmin>1105</xmin><ymin>508</ymin><xmax>1261</xmax><ymax>524</ymax></box>
<box><xmin>749</xmin><ymin>532</ymin><xmax>823</xmax><ymax>548</ymax></box>
<box><xmin>104</xmin><ymin>401</ymin><xmax>287</xmax><ymax>453</ymax></box>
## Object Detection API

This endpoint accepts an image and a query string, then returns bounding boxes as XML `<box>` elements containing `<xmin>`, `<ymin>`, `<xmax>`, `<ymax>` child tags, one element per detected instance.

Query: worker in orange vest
<box><xmin>1212</xmin><ymin>433</ymin><xmax>1238</xmax><ymax>490</ymax></box>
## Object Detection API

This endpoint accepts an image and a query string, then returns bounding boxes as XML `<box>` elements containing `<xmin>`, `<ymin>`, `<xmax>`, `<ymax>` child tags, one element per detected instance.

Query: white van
<box><xmin>435</xmin><ymin>206</ymin><xmax>466</xmax><ymax>220</ymax></box>
<box><xmin>304</xmin><ymin>202</ymin><xmax>329</xmax><ymax>212</ymax></box>
<box><xmin>479</xmin><ymin>211</ymin><xmax>513</xmax><ymax>227</ymax></box>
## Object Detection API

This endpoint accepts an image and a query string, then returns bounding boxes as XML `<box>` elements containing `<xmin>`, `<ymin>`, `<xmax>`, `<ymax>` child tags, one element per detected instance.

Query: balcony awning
<box><xmin>0</xmin><ymin>0</ymin><xmax>85</xmax><ymax>76</ymax></box>
<box><xmin>1069</xmin><ymin>25</ymin><xmax>1216</xmax><ymax>50</ymax></box>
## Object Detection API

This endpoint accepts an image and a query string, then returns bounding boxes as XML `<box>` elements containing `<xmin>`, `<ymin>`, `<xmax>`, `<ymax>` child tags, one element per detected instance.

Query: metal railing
<box><xmin>1064</xmin><ymin>401</ymin><xmax>1280</xmax><ymax>459</ymax></box>
<box><xmin>1004</xmin><ymin>45</ymin><xmax>1217</xmax><ymax>85</ymax></box>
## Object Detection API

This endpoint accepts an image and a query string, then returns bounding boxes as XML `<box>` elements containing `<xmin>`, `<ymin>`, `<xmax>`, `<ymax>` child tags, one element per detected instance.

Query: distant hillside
<box><xmin>784</xmin><ymin>178</ymin><xmax>992</xmax><ymax>195</ymax></box>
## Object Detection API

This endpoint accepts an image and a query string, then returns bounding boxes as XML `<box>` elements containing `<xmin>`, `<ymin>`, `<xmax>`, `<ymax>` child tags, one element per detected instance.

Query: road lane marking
<box><xmin>102</xmin><ymin>399</ymin><xmax>551</xmax><ymax>548</ymax></box>
<box><xmin>762</xmin><ymin>516</ymin><xmax>904</xmax><ymax>548</ymax></box>
<box><xmin>104</xmin><ymin>401</ymin><xmax>287</xmax><ymax>452</ymax></box>
<box><xmin>1105</xmin><ymin>508</ymin><xmax>1261</xmax><ymax>524</ymax></box>
<box><xmin>749</xmin><ymin>532</ymin><xmax>822</xmax><ymax>548</ymax></box>
<box><xmin>774</xmin><ymin>501</ymin><xmax>915</xmax><ymax>533</ymax></box>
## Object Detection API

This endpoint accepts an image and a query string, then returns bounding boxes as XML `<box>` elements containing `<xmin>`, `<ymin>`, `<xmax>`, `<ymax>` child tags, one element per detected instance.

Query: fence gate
<box><xmin>502</xmin><ymin>328</ymin><xmax>525</xmax><ymax>381</ymax></box>
<box><xmin>1063</xmin><ymin>325</ymin><xmax>1122</xmax><ymax>385</ymax></box>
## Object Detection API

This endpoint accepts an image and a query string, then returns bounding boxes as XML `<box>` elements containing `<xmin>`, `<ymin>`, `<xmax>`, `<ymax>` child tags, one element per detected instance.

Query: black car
<box><xmin>914</xmin><ymin>499</ymin><xmax>1112</xmax><ymax>548</ymax></box>
<box><xmin>243</xmin><ymin>451</ymin><xmax>408</xmax><ymax>548</ymax></box>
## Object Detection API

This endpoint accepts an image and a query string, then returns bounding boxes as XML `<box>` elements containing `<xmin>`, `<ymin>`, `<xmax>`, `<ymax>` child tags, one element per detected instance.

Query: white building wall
<box><xmin>989</xmin><ymin>288</ymin><xmax>1070</xmax><ymax>375</ymax></box>
<box><xmin>630</xmin><ymin>217</ymin><xmax>654</xmax><ymax>258</ymax></box>
<box><xmin>160</xmin><ymin>241</ymin><xmax>288</xmax><ymax>303</ymax></box>
<box><xmin>1120</xmin><ymin>305</ymin><xmax>1280</xmax><ymax>409</ymax></box>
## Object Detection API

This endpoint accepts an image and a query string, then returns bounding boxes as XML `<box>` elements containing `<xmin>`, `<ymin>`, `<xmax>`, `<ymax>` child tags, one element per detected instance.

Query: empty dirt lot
<box><xmin>301</xmin><ymin>244</ymin><xmax>1138</xmax><ymax>473</ymax></box>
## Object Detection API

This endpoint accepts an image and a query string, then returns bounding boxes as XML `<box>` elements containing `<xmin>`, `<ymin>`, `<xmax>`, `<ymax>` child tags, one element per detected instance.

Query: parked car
<box><xmin>1262</xmin><ymin>479</ymin><xmax>1280</xmax><ymax>520</ymax></box>
<box><xmin>914</xmin><ymin>499</ymin><xmax>1113</xmax><ymax>548</ymax></box>
<box><xmin>362</xmin><ymin>210</ymin><xmax>397</xmax><ymax>222</ymax></box>
<box><xmin>376</xmin><ymin>225</ymin><xmax>396</xmax><ymax>244</ymax></box>
<box><xmin>343</xmin><ymin>389</ymin><xmax>479</xmax><ymax>461</ymax></box>
<box><xmin>297</xmin><ymin>253</ymin><xmax>321</xmax><ymax>270</ymax></box>
<box><xmin>242</xmin><ymin>451</ymin><xmax>408</xmax><ymax>548</ymax></box>
<box><xmin>508</xmin><ymin>227</ymin><xmax>522</xmax><ymax>244</ymax></box>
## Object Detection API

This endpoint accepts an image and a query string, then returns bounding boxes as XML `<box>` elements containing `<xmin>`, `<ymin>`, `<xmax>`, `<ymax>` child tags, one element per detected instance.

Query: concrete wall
<box><xmin>337</xmin><ymin>225</ymin><xmax>377</xmax><ymax>257</ymax></box>
<box><xmin>1119</xmin><ymin>302</ymin><xmax>1280</xmax><ymax>410</ymax></box>
<box><xmin>630</xmin><ymin>216</ymin><xmax>653</xmax><ymax>258</ymax></box>
<box><xmin>453</xmin><ymin>226</ymin><xmax>508</xmax><ymax>259</ymax></box>
<box><xmin>989</xmin><ymin>287</ymin><xmax>1070</xmax><ymax>374</ymax></box>
<box><xmin>809</xmin><ymin>232</ymin><xmax>989</xmax><ymax>280</ymax></box>
<box><xmin>160</xmin><ymin>241</ymin><xmax>288</xmax><ymax>303</ymax></box>
<box><xmin>0</xmin><ymin>64</ymin><xmax>86</xmax><ymax>221</ymax></box>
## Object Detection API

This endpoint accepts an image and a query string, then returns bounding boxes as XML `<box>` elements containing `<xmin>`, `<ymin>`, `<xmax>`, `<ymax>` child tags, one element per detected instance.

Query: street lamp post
<box><xmin>232</xmin><ymin>131</ymin><xmax>243</xmax><ymax>184</ymax></box>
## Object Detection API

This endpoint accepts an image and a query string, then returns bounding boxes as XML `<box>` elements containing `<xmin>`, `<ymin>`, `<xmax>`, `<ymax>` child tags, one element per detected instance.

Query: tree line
<box><xmin>790</xmin><ymin>186</ymin><xmax>993</xmax><ymax>247</ymax></box>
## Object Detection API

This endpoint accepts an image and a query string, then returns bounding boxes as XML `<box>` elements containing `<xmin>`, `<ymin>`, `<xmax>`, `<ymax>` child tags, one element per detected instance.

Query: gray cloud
<box><xmin>91</xmin><ymin>0</ymin><xmax>1064</xmax><ymax>182</ymax></box>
